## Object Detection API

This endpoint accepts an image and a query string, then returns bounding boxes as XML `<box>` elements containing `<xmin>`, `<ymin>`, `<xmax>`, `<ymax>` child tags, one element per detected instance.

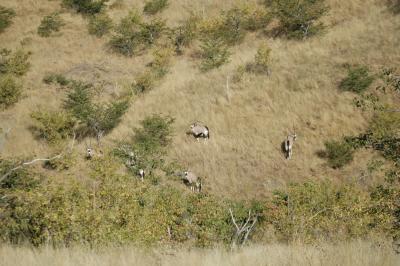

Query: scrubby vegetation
<box><xmin>143</xmin><ymin>0</ymin><xmax>169</xmax><ymax>15</ymax></box>
<box><xmin>0</xmin><ymin>49</ymin><xmax>30</xmax><ymax>76</ymax></box>
<box><xmin>38</xmin><ymin>13</ymin><xmax>64</xmax><ymax>37</ymax></box>
<box><xmin>88</xmin><ymin>13</ymin><xmax>113</xmax><ymax>37</ymax></box>
<box><xmin>340</xmin><ymin>66</ymin><xmax>375</xmax><ymax>93</ymax></box>
<box><xmin>0</xmin><ymin>75</ymin><xmax>22</xmax><ymax>109</ymax></box>
<box><xmin>318</xmin><ymin>140</ymin><xmax>354</xmax><ymax>169</ymax></box>
<box><xmin>63</xmin><ymin>0</ymin><xmax>107</xmax><ymax>15</ymax></box>
<box><xmin>199</xmin><ymin>37</ymin><xmax>230</xmax><ymax>71</ymax></box>
<box><xmin>0</xmin><ymin>5</ymin><xmax>15</xmax><ymax>33</ymax></box>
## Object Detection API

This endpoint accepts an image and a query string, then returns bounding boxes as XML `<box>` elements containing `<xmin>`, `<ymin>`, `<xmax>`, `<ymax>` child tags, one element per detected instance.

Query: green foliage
<box><xmin>199</xmin><ymin>37</ymin><xmax>230</xmax><ymax>71</ymax></box>
<box><xmin>43</xmin><ymin>73</ymin><xmax>69</xmax><ymax>86</ymax></box>
<box><xmin>63</xmin><ymin>0</ymin><xmax>107</xmax><ymax>15</ymax></box>
<box><xmin>267</xmin><ymin>181</ymin><xmax>395</xmax><ymax>242</ymax></box>
<box><xmin>0</xmin><ymin>158</ymin><xmax>40</xmax><ymax>190</ymax></box>
<box><xmin>267</xmin><ymin>0</ymin><xmax>328</xmax><ymax>39</ymax></box>
<box><xmin>339</xmin><ymin>66</ymin><xmax>375</xmax><ymax>93</ymax></box>
<box><xmin>0</xmin><ymin>75</ymin><xmax>22</xmax><ymax>109</ymax></box>
<box><xmin>43</xmin><ymin>152</ymin><xmax>76</xmax><ymax>171</ymax></box>
<box><xmin>38</xmin><ymin>13</ymin><xmax>64</xmax><ymax>37</ymax></box>
<box><xmin>143</xmin><ymin>0</ymin><xmax>168</xmax><ymax>15</ymax></box>
<box><xmin>132</xmin><ymin>71</ymin><xmax>155</xmax><ymax>94</ymax></box>
<box><xmin>247</xmin><ymin>44</ymin><xmax>272</xmax><ymax>74</ymax></box>
<box><xmin>88</xmin><ymin>13</ymin><xmax>113</xmax><ymax>37</ymax></box>
<box><xmin>0</xmin><ymin>49</ymin><xmax>31</xmax><ymax>76</ymax></box>
<box><xmin>172</xmin><ymin>15</ymin><xmax>199</xmax><ymax>54</ymax></box>
<box><xmin>0</xmin><ymin>5</ymin><xmax>16</xmax><ymax>33</ymax></box>
<box><xmin>150</xmin><ymin>45</ymin><xmax>173</xmax><ymax>78</ymax></box>
<box><xmin>64</xmin><ymin>80</ymin><xmax>129</xmax><ymax>140</ymax></box>
<box><xmin>109</xmin><ymin>10</ymin><xmax>166</xmax><ymax>56</ymax></box>
<box><xmin>31</xmin><ymin>110</ymin><xmax>76</xmax><ymax>144</ymax></box>
<box><xmin>319</xmin><ymin>140</ymin><xmax>354</xmax><ymax>169</ymax></box>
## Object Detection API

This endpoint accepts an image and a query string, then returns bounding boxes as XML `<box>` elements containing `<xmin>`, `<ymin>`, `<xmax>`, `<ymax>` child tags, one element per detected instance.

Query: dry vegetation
<box><xmin>1</xmin><ymin>240</ymin><xmax>399</xmax><ymax>266</ymax></box>
<box><xmin>0</xmin><ymin>0</ymin><xmax>400</xmax><ymax>263</ymax></box>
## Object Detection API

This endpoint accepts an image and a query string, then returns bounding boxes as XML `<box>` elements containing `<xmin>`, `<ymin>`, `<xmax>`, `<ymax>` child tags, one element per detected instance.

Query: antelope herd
<box><xmin>83</xmin><ymin>120</ymin><xmax>298</xmax><ymax>192</ymax></box>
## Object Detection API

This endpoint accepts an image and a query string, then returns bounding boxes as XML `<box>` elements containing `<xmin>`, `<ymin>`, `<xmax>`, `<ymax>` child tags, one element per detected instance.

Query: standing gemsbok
<box><xmin>186</xmin><ymin>122</ymin><xmax>210</xmax><ymax>141</ymax></box>
<box><xmin>283</xmin><ymin>133</ymin><xmax>297</xmax><ymax>160</ymax></box>
<box><xmin>182</xmin><ymin>171</ymin><xmax>202</xmax><ymax>192</ymax></box>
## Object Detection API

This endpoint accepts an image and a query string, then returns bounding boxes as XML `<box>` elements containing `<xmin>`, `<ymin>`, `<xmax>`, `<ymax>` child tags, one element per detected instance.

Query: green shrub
<box><xmin>43</xmin><ymin>152</ymin><xmax>76</xmax><ymax>171</ymax></box>
<box><xmin>63</xmin><ymin>0</ymin><xmax>107</xmax><ymax>15</ymax></box>
<box><xmin>266</xmin><ymin>0</ymin><xmax>328</xmax><ymax>39</ymax></box>
<box><xmin>320</xmin><ymin>140</ymin><xmax>354</xmax><ymax>169</ymax></box>
<box><xmin>0</xmin><ymin>75</ymin><xmax>22</xmax><ymax>109</ymax></box>
<box><xmin>0</xmin><ymin>158</ymin><xmax>40</xmax><ymax>190</ymax></box>
<box><xmin>267</xmin><ymin>181</ymin><xmax>395</xmax><ymax>242</ymax></box>
<box><xmin>132</xmin><ymin>71</ymin><xmax>155</xmax><ymax>94</ymax></box>
<box><xmin>43</xmin><ymin>73</ymin><xmax>69</xmax><ymax>86</ymax></box>
<box><xmin>0</xmin><ymin>5</ymin><xmax>16</xmax><ymax>33</ymax></box>
<box><xmin>143</xmin><ymin>0</ymin><xmax>168</xmax><ymax>15</ymax></box>
<box><xmin>38</xmin><ymin>13</ymin><xmax>64</xmax><ymax>37</ymax></box>
<box><xmin>247</xmin><ymin>44</ymin><xmax>272</xmax><ymax>74</ymax></box>
<box><xmin>172</xmin><ymin>15</ymin><xmax>199</xmax><ymax>54</ymax></box>
<box><xmin>109</xmin><ymin>10</ymin><xmax>142</xmax><ymax>56</ymax></box>
<box><xmin>339</xmin><ymin>66</ymin><xmax>375</xmax><ymax>93</ymax></box>
<box><xmin>31</xmin><ymin>110</ymin><xmax>76</xmax><ymax>144</ymax></box>
<box><xmin>240</xmin><ymin>3</ymin><xmax>271</xmax><ymax>31</ymax></box>
<box><xmin>150</xmin><ymin>45</ymin><xmax>173</xmax><ymax>78</ymax></box>
<box><xmin>64</xmin><ymin>80</ymin><xmax>93</xmax><ymax>122</ymax></box>
<box><xmin>199</xmin><ymin>37</ymin><xmax>230</xmax><ymax>71</ymax></box>
<box><xmin>139</xmin><ymin>18</ymin><xmax>166</xmax><ymax>45</ymax></box>
<box><xmin>88</xmin><ymin>13</ymin><xmax>113</xmax><ymax>37</ymax></box>
<box><xmin>0</xmin><ymin>49</ymin><xmax>31</xmax><ymax>76</ymax></box>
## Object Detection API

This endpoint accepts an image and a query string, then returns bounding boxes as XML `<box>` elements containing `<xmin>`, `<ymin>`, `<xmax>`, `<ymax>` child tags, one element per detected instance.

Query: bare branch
<box><xmin>229</xmin><ymin>208</ymin><xmax>240</xmax><ymax>232</ymax></box>
<box><xmin>0</xmin><ymin>133</ymin><xmax>76</xmax><ymax>184</ymax></box>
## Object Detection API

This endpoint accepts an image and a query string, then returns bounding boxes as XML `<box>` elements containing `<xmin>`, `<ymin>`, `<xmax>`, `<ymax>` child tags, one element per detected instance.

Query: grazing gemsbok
<box><xmin>182</xmin><ymin>171</ymin><xmax>202</xmax><ymax>192</ymax></box>
<box><xmin>187</xmin><ymin>122</ymin><xmax>210</xmax><ymax>141</ymax></box>
<box><xmin>283</xmin><ymin>133</ymin><xmax>297</xmax><ymax>160</ymax></box>
<box><xmin>138</xmin><ymin>169</ymin><xmax>145</xmax><ymax>182</ymax></box>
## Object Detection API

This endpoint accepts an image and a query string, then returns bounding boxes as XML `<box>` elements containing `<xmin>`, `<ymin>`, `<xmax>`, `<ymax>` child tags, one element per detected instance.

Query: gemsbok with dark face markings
<box><xmin>182</xmin><ymin>171</ymin><xmax>202</xmax><ymax>192</ymax></box>
<box><xmin>283</xmin><ymin>133</ymin><xmax>297</xmax><ymax>160</ymax></box>
<box><xmin>186</xmin><ymin>122</ymin><xmax>210</xmax><ymax>141</ymax></box>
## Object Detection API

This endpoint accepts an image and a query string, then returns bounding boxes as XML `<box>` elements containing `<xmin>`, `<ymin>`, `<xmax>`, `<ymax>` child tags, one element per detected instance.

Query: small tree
<box><xmin>339</xmin><ymin>66</ymin><xmax>375</xmax><ymax>93</ymax></box>
<box><xmin>199</xmin><ymin>37</ymin><xmax>230</xmax><ymax>71</ymax></box>
<box><xmin>31</xmin><ymin>110</ymin><xmax>76</xmax><ymax>144</ymax></box>
<box><xmin>63</xmin><ymin>0</ymin><xmax>108</xmax><ymax>15</ymax></box>
<box><xmin>0</xmin><ymin>75</ymin><xmax>22</xmax><ymax>109</ymax></box>
<box><xmin>319</xmin><ymin>140</ymin><xmax>354</xmax><ymax>169</ymax></box>
<box><xmin>267</xmin><ymin>0</ymin><xmax>328</xmax><ymax>39</ymax></box>
<box><xmin>143</xmin><ymin>0</ymin><xmax>169</xmax><ymax>15</ymax></box>
<box><xmin>88</xmin><ymin>13</ymin><xmax>113</xmax><ymax>37</ymax></box>
<box><xmin>38</xmin><ymin>13</ymin><xmax>65</xmax><ymax>37</ymax></box>
<box><xmin>0</xmin><ymin>49</ymin><xmax>31</xmax><ymax>76</ymax></box>
<box><xmin>248</xmin><ymin>44</ymin><xmax>272</xmax><ymax>74</ymax></box>
<box><xmin>172</xmin><ymin>15</ymin><xmax>199</xmax><ymax>54</ymax></box>
<box><xmin>64</xmin><ymin>81</ymin><xmax>93</xmax><ymax>122</ymax></box>
<box><xmin>0</xmin><ymin>5</ymin><xmax>15</xmax><ymax>33</ymax></box>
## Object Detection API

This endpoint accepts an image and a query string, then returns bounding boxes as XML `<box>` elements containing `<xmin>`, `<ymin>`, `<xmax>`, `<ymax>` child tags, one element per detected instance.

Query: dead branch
<box><xmin>0</xmin><ymin>133</ymin><xmax>76</xmax><ymax>184</ymax></box>
<box><xmin>229</xmin><ymin>208</ymin><xmax>258</xmax><ymax>248</ymax></box>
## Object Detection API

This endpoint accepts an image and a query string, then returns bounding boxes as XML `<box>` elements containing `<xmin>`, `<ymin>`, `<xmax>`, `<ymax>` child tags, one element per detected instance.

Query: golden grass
<box><xmin>0</xmin><ymin>0</ymin><xmax>399</xmax><ymax>198</ymax></box>
<box><xmin>1</xmin><ymin>240</ymin><xmax>399</xmax><ymax>266</ymax></box>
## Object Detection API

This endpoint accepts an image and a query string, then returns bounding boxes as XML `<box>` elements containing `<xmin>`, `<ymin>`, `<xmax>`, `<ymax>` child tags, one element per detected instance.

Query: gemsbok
<box><xmin>186</xmin><ymin>122</ymin><xmax>210</xmax><ymax>141</ymax></box>
<box><xmin>283</xmin><ymin>133</ymin><xmax>297</xmax><ymax>160</ymax></box>
<box><xmin>182</xmin><ymin>171</ymin><xmax>202</xmax><ymax>192</ymax></box>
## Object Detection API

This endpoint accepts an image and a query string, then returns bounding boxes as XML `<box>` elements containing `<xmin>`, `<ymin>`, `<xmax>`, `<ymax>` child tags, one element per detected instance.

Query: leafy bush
<box><xmin>43</xmin><ymin>73</ymin><xmax>70</xmax><ymax>86</ymax></box>
<box><xmin>143</xmin><ymin>0</ymin><xmax>168</xmax><ymax>15</ymax></box>
<box><xmin>0</xmin><ymin>75</ymin><xmax>22</xmax><ymax>109</ymax></box>
<box><xmin>267</xmin><ymin>181</ymin><xmax>395</xmax><ymax>242</ymax></box>
<box><xmin>339</xmin><ymin>66</ymin><xmax>375</xmax><ymax>93</ymax></box>
<box><xmin>43</xmin><ymin>152</ymin><xmax>76</xmax><ymax>171</ymax></box>
<box><xmin>109</xmin><ymin>11</ymin><xmax>165</xmax><ymax>56</ymax></box>
<box><xmin>132</xmin><ymin>71</ymin><xmax>155</xmax><ymax>94</ymax></box>
<box><xmin>0</xmin><ymin>5</ymin><xmax>16</xmax><ymax>33</ymax></box>
<box><xmin>31</xmin><ymin>110</ymin><xmax>76</xmax><ymax>144</ymax></box>
<box><xmin>88</xmin><ymin>13</ymin><xmax>113</xmax><ymax>37</ymax></box>
<box><xmin>38</xmin><ymin>13</ymin><xmax>64</xmax><ymax>37</ymax></box>
<box><xmin>150</xmin><ymin>45</ymin><xmax>173</xmax><ymax>78</ymax></box>
<box><xmin>0</xmin><ymin>49</ymin><xmax>31</xmax><ymax>76</ymax></box>
<box><xmin>172</xmin><ymin>15</ymin><xmax>199</xmax><ymax>54</ymax></box>
<box><xmin>199</xmin><ymin>37</ymin><xmax>230</xmax><ymax>71</ymax></box>
<box><xmin>319</xmin><ymin>140</ymin><xmax>354</xmax><ymax>169</ymax></box>
<box><xmin>247</xmin><ymin>44</ymin><xmax>272</xmax><ymax>74</ymax></box>
<box><xmin>62</xmin><ymin>0</ymin><xmax>107</xmax><ymax>15</ymax></box>
<box><xmin>240</xmin><ymin>3</ymin><xmax>271</xmax><ymax>31</ymax></box>
<box><xmin>266</xmin><ymin>0</ymin><xmax>328</xmax><ymax>39</ymax></box>
<box><xmin>64</xmin><ymin>80</ymin><xmax>129</xmax><ymax>140</ymax></box>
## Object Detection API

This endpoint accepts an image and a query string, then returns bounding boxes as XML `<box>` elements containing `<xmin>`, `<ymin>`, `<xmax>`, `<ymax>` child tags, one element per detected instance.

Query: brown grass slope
<box><xmin>0</xmin><ymin>0</ymin><xmax>399</xmax><ymax>199</ymax></box>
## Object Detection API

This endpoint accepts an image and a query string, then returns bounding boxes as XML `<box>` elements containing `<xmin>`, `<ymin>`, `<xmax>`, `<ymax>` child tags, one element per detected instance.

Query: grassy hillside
<box><xmin>0</xmin><ymin>0</ymin><xmax>400</xmax><ymax>259</ymax></box>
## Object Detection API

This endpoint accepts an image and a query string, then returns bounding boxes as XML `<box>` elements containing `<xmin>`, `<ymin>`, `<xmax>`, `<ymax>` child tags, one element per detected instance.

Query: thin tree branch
<box><xmin>0</xmin><ymin>133</ymin><xmax>76</xmax><ymax>184</ymax></box>
<box><xmin>229</xmin><ymin>208</ymin><xmax>240</xmax><ymax>232</ymax></box>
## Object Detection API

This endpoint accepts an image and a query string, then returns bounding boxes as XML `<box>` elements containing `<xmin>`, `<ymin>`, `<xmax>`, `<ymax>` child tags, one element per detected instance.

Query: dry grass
<box><xmin>0</xmin><ymin>0</ymin><xmax>399</xmax><ymax>198</ymax></box>
<box><xmin>1</xmin><ymin>240</ymin><xmax>399</xmax><ymax>266</ymax></box>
